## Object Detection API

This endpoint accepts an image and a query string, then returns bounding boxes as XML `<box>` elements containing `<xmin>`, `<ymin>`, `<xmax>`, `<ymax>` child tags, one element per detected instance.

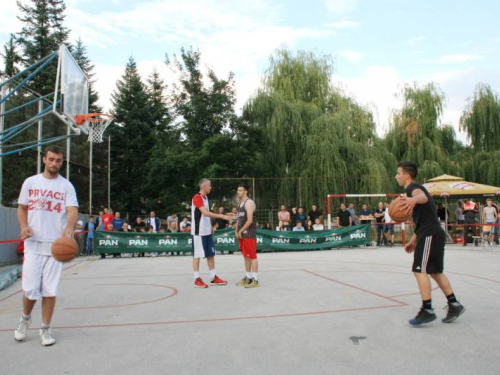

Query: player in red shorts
<box><xmin>234</xmin><ymin>182</ymin><xmax>259</xmax><ymax>288</ymax></box>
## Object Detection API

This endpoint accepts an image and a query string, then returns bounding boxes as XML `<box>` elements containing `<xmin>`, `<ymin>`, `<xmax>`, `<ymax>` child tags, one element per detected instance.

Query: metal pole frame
<box><xmin>0</xmin><ymin>76</ymin><xmax>5</xmax><ymax>205</ymax></box>
<box><xmin>108</xmin><ymin>135</ymin><xmax>111</xmax><ymax>209</ymax></box>
<box><xmin>89</xmin><ymin>139</ymin><xmax>93</xmax><ymax>215</ymax></box>
<box><xmin>37</xmin><ymin>100</ymin><xmax>43</xmax><ymax>173</ymax></box>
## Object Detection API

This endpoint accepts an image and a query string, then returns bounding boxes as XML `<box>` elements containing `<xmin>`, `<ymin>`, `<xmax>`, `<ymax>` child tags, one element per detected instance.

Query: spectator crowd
<box><xmin>74</xmin><ymin>198</ymin><xmax>499</xmax><ymax>257</ymax></box>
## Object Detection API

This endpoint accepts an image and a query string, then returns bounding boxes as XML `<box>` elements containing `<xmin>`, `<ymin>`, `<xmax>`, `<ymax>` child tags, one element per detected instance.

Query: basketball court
<box><xmin>0</xmin><ymin>245</ymin><xmax>499</xmax><ymax>375</ymax></box>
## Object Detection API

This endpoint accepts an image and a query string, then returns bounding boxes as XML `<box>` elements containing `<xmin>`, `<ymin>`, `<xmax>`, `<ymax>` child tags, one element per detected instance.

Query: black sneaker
<box><xmin>442</xmin><ymin>302</ymin><xmax>466</xmax><ymax>323</ymax></box>
<box><xmin>409</xmin><ymin>308</ymin><xmax>437</xmax><ymax>326</ymax></box>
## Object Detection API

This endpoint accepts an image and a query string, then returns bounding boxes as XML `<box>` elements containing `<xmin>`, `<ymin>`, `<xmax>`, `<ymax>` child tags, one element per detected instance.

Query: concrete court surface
<box><xmin>0</xmin><ymin>245</ymin><xmax>499</xmax><ymax>375</ymax></box>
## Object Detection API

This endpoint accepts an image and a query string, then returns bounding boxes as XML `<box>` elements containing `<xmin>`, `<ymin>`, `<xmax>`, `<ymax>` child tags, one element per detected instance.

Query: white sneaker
<box><xmin>39</xmin><ymin>327</ymin><xmax>56</xmax><ymax>346</ymax></box>
<box><xmin>14</xmin><ymin>316</ymin><xmax>31</xmax><ymax>341</ymax></box>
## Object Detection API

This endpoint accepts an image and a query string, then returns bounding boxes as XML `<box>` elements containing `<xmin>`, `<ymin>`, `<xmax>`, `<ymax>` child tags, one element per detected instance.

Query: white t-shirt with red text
<box><xmin>18</xmin><ymin>173</ymin><xmax>79</xmax><ymax>246</ymax></box>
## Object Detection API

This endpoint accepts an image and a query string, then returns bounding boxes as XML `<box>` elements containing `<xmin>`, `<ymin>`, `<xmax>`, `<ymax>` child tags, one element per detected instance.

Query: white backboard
<box><xmin>53</xmin><ymin>45</ymin><xmax>89</xmax><ymax>134</ymax></box>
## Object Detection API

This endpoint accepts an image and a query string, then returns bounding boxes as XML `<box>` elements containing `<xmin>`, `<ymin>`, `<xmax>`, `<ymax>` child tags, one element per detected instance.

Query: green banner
<box><xmin>94</xmin><ymin>225</ymin><xmax>371</xmax><ymax>254</ymax></box>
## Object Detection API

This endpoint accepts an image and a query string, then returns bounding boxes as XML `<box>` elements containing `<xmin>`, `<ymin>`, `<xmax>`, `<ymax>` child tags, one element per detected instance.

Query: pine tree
<box><xmin>109</xmin><ymin>57</ymin><xmax>155</xmax><ymax>213</ymax></box>
<box><xmin>146</xmin><ymin>69</ymin><xmax>171</xmax><ymax>135</ymax></box>
<box><xmin>2</xmin><ymin>35</ymin><xmax>21</xmax><ymax>77</ymax></box>
<box><xmin>16</xmin><ymin>0</ymin><xmax>70</xmax><ymax>95</ymax></box>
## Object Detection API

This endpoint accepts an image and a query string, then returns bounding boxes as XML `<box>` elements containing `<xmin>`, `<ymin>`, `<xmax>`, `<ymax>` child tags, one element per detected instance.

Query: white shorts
<box><xmin>22</xmin><ymin>253</ymin><xmax>63</xmax><ymax>300</ymax></box>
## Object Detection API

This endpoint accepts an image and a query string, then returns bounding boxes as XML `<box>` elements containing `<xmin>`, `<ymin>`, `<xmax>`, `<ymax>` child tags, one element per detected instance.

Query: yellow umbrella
<box><xmin>423</xmin><ymin>174</ymin><xmax>500</xmax><ymax>198</ymax></box>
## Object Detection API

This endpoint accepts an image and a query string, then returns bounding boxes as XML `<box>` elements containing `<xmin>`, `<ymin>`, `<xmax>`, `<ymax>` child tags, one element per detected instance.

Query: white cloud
<box><xmin>334</xmin><ymin>66</ymin><xmax>409</xmax><ymax>136</ymax></box>
<box><xmin>71</xmin><ymin>0</ymin><xmax>335</xmax><ymax>113</ymax></box>
<box><xmin>336</xmin><ymin>49</ymin><xmax>363</xmax><ymax>63</ymax></box>
<box><xmin>0</xmin><ymin>0</ymin><xmax>26</xmax><ymax>35</ymax></box>
<box><xmin>423</xmin><ymin>54</ymin><xmax>485</xmax><ymax>64</ymax></box>
<box><xmin>325</xmin><ymin>0</ymin><xmax>359</xmax><ymax>14</ymax></box>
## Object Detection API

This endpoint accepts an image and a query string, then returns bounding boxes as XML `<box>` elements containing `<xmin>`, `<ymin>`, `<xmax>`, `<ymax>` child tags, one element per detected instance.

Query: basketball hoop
<box><xmin>75</xmin><ymin>113</ymin><xmax>113</xmax><ymax>143</ymax></box>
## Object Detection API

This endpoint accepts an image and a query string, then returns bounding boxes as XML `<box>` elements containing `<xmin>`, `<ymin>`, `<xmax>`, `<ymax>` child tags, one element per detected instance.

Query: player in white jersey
<box><xmin>14</xmin><ymin>145</ymin><xmax>79</xmax><ymax>346</ymax></box>
<box><xmin>191</xmin><ymin>179</ymin><xmax>233</xmax><ymax>288</ymax></box>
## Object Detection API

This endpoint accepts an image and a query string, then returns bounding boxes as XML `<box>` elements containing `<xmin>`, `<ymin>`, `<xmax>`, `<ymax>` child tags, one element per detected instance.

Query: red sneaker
<box><xmin>194</xmin><ymin>277</ymin><xmax>208</xmax><ymax>288</ymax></box>
<box><xmin>210</xmin><ymin>275</ymin><xmax>228</xmax><ymax>286</ymax></box>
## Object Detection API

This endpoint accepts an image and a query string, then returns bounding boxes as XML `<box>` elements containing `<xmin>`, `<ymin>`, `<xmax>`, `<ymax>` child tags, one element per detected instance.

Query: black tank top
<box><xmin>237</xmin><ymin>199</ymin><xmax>257</xmax><ymax>239</ymax></box>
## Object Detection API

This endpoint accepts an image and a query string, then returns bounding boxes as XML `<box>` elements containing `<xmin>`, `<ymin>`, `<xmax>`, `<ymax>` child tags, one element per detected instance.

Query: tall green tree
<box><xmin>243</xmin><ymin>49</ymin><xmax>396</xmax><ymax>208</ymax></box>
<box><xmin>167</xmin><ymin>47</ymin><xmax>239</xmax><ymax>149</ymax></box>
<box><xmin>2</xmin><ymin>35</ymin><xmax>21</xmax><ymax>77</ymax></box>
<box><xmin>460</xmin><ymin>83</ymin><xmax>500</xmax><ymax>153</ymax></box>
<box><xmin>386</xmin><ymin>83</ymin><xmax>462</xmax><ymax>182</ymax></box>
<box><xmin>108</xmin><ymin>57</ymin><xmax>156</xmax><ymax>213</ymax></box>
<box><xmin>16</xmin><ymin>0</ymin><xmax>69</xmax><ymax>95</ymax></box>
<box><xmin>146</xmin><ymin>69</ymin><xmax>172</xmax><ymax>135</ymax></box>
<box><xmin>145</xmin><ymin>47</ymin><xmax>258</xmax><ymax>212</ymax></box>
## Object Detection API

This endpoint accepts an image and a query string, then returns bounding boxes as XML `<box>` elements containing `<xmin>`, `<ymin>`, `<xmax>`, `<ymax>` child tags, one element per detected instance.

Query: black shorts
<box><xmin>412</xmin><ymin>231</ymin><xmax>445</xmax><ymax>274</ymax></box>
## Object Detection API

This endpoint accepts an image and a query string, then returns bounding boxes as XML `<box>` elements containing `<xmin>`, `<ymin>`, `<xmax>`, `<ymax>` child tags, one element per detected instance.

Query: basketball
<box><xmin>388</xmin><ymin>197</ymin><xmax>412</xmax><ymax>223</ymax></box>
<box><xmin>51</xmin><ymin>236</ymin><xmax>78</xmax><ymax>262</ymax></box>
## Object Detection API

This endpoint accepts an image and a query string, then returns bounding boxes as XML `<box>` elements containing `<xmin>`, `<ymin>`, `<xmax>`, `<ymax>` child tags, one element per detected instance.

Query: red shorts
<box><xmin>238</xmin><ymin>238</ymin><xmax>257</xmax><ymax>259</ymax></box>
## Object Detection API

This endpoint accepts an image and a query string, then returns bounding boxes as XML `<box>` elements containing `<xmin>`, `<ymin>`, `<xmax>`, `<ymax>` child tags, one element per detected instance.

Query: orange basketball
<box><xmin>51</xmin><ymin>236</ymin><xmax>78</xmax><ymax>262</ymax></box>
<box><xmin>388</xmin><ymin>197</ymin><xmax>412</xmax><ymax>223</ymax></box>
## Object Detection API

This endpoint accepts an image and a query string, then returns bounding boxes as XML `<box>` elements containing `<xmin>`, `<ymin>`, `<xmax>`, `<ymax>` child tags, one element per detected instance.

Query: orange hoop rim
<box><xmin>75</xmin><ymin>113</ymin><xmax>114</xmax><ymax>126</ymax></box>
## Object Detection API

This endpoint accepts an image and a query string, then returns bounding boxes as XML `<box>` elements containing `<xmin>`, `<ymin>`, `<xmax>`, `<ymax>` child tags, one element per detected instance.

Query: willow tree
<box><xmin>460</xmin><ymin>84</ymin><xmax>500</xmax><ymax>153</ymax></box>
<box><xmin>243</xmin><ymin>49</ymin><xmax>396</xmax><ymax>209</ymax></box>
<box><xmin>386</xmin><ymin>83</ymin><xmax>462</xmax><ymax>182</ymax></box>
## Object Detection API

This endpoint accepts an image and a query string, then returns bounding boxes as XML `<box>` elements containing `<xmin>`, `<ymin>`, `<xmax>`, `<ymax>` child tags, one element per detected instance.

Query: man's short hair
<box><xmin>237</xmin><ymin>182</ymin><xmax>248</xmax><ymax>191</ymax></box>
<box><xmin>487</xmin><ymin>198</ymin><xmax>492</xmax><ymax>202</ymax></box>
<box><xmin>398</xmin><ymin>161</ymin><xmax>418</xmax><ymax>179</ymax></box>
<box><xmin>199</xmin><ymin>178</ymin><xmax>210</xmax><ymax>188</ymax></box>
<box><xmin>44</xmin><ymin>145</ymin><xmax>64</xmax><ymax>157</ymax></box>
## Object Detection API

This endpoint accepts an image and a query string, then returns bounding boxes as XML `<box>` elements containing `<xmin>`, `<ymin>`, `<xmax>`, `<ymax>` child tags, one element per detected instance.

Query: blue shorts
<box><xmin>192</xmin><ymin>235</ymin><xmax>216</xmax><ymax>259</ymax></box>
<box><xmin>383</xmin><ymin>224</ymin><xmax>394</xmax><ymax>234</ymax></box>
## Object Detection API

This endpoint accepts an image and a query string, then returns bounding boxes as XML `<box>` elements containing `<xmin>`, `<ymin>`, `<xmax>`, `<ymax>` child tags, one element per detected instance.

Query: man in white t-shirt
<box><xmin>14</xmin><ymin>145</ymin><xmax>79</xmax><ymax>346</ymax></box>
<box><xmin>383</xmin><ymin>201</ymin><xmax>395</xmax><ymax>246</ymax></box>
<box><xmin>483</xmin><ymin>199</ymin><xmax>498</xmax><ymax>246</ymax></box>
<box><xmin>312</xmin><ymin>218</ymin><xmax>324</xmax><ymax>230</ymax></box>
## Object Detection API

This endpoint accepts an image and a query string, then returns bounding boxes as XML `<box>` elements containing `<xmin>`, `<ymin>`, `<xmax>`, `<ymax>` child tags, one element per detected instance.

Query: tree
<box><xmin>460</xmin><ymin>83</ymin><xmax>500</xmax><ymax>153</ymax></box>
<box><xmin>167</xmin><ymin>47</ymin><xmax>238</xmax><ymax>149</ymax></box>
<box><xmin>147</xmin><ymin>47</ymin><xmax>258</xmax><ymax>212</ymax></box>
<box><xmin>108</xmin><ymin>57</ymin><xmax>157</xmax><ymax>213</ymax></box>
<box><xmin>146</xmin><ymin>69</ymin><xmax>172</xmax><ymax>135</ymax></box>
<box><xmin>385</xmin><ymin>83</ymin><xmax>462</xmax><ymax>182</ymax></box>
<box><xmin>16</xmin><ymin>0</ymin><xmax>70</xmax><ymax>95</ymax></box>
<box><xmin>243</xmin><ymin>49</ymin><xmax>396</xmax><ymax>208</ymax></box>
<box><xmin>2</xmin><ymin>35</ymin><xmax>21</xmax><ymax>77</ymax></box>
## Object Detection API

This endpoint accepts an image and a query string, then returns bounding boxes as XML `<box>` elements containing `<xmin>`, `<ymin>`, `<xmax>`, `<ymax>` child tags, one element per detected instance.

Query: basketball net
<box><xmin>75</xmin><ymin>113</ymin><xmax>114</xmax><ymax>143</ymax></box>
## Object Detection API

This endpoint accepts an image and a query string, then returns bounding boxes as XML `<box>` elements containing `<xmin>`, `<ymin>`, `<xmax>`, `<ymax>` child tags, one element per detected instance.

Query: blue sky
<box><xmin>1</xmin><ymin>0</ymin><xmax>499</xmax><ymax>140</ymax></box>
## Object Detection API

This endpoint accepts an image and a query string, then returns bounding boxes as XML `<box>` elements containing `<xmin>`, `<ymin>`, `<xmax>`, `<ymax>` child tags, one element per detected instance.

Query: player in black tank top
<box><xmin>396</xmin><ymin>161</ymin><xmax>465</xmax><ymax>326</ymax></box>
<box><xmin>235</xmin><ymin>183</ymin><xmax>259</xmax><ymax>288</ymax></box>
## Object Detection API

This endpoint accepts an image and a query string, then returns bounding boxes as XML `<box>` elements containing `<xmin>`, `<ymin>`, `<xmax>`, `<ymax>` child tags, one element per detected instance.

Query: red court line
<box><xmin>0</xmin><ymin>304</ymin><xmax>405</xmax><ymax>332</ymax></box>
<box><xmin>447</xmin><ymin>271</ymin><xmax>500</xmax><ymax>284</ymax></box>
<box><xmin>0</xmin><ymin>289</ymin><xmax>22</xmax><ymax>303</ymax></box>
<box><xmin>65</xmin><ymin>284</ymin><xmax>178</xmax><ymax>310</ymax></box>
<box><xmin>301</xmin><ymin>269</ymin><xmax>407</xmax><ymax>306</ymax></box>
